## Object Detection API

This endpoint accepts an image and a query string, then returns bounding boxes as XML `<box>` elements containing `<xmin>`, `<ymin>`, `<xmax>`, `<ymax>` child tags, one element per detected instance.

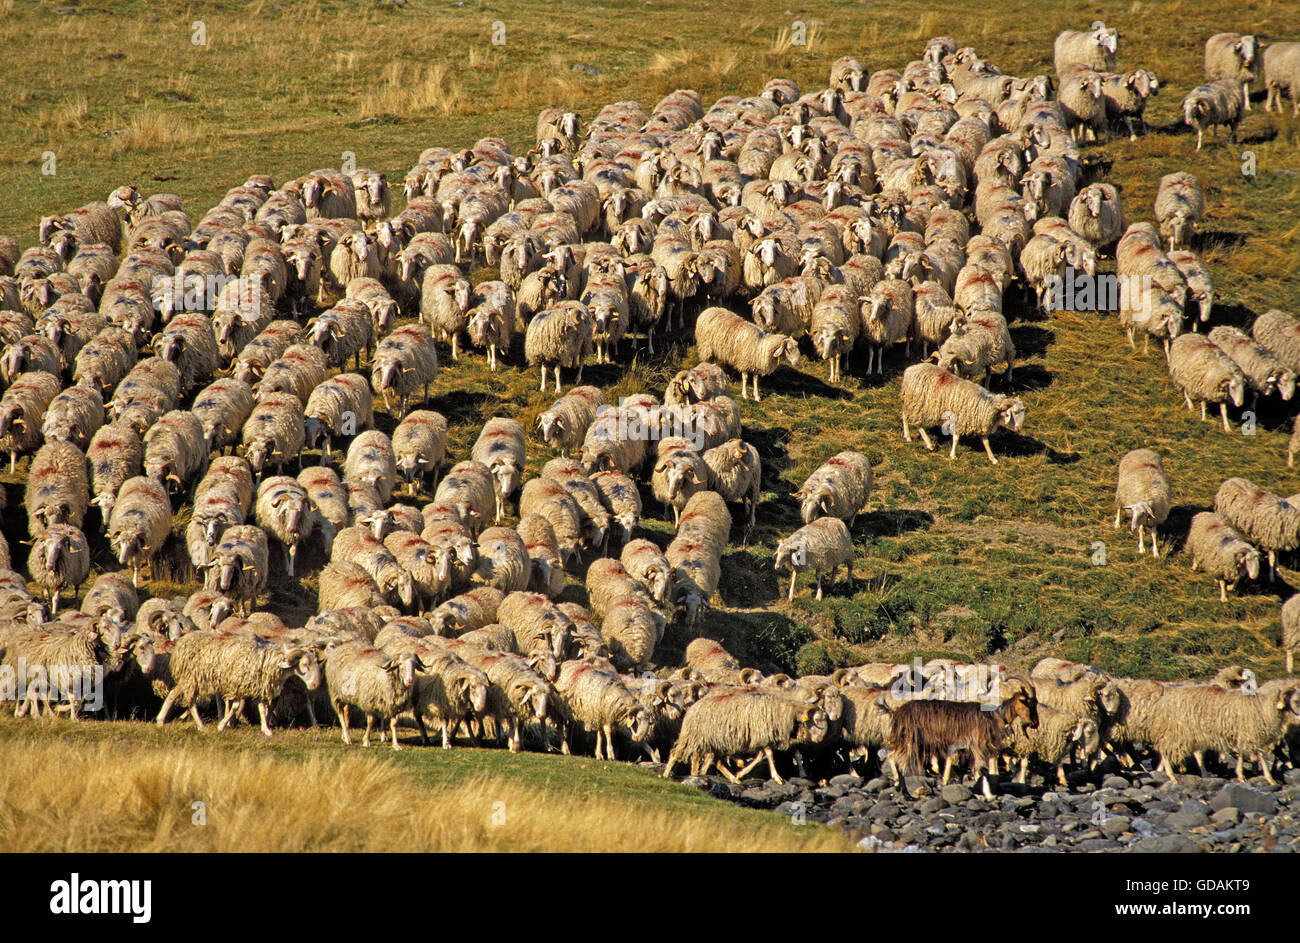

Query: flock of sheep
<box><xmin>0</xmin><ymin>20</ymin><xmax>1299</xmax><ymax>798</ymax></box>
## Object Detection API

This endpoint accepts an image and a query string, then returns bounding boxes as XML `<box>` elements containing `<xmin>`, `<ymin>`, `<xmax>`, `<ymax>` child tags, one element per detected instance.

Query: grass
<box><xmin>0</xmin><ymin>716</ymin><xmax>853</xmax><ymax>852</ymax></box>
<box><xmin>0</xmin><ymin>0</ymin><xmax>1297</xmax><ymax>775</ymax></box>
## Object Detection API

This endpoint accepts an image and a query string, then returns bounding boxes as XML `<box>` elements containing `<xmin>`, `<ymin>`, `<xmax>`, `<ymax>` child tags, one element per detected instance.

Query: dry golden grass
<box><xmin>0</xmin><ymin>732</ymin><xmax>853</xmax><ymax>852</ymax></box>
<box><xmin>106</xmin><ymin>109</ymin><xmax>203</xmax><ymax>155</ymax></box>
<box><xmin>358</xmin><ymin>61</ymin><xmax>467</xmax><ymax>120</ymax></box>
<box><xmin>35</xmin><ymin>94</ymin><xmax>89</xmax><ymax>133</ymax></box>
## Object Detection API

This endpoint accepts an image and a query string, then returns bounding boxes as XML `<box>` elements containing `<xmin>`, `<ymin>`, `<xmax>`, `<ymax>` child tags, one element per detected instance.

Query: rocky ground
<box><xmin>657</xmin><ymin>762</ymin><xmax>1300</xmax><ymax>852</ymax></box>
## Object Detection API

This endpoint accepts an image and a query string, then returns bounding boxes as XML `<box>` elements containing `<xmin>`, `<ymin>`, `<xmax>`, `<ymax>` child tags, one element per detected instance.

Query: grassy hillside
<box><xmin>2</xmin><ymin>0</ymin><xmax>1300</xmax><ymax>690</ymax></box>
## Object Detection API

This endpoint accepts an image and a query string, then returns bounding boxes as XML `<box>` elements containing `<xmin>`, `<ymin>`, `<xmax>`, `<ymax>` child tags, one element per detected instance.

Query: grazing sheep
<box><xmin>241</xmin><ymin>392</ymin><xmax>305</xmax><ymax>478</ymax></box>
<box><xmin>1053</xmin><ymin>23</ymin><xmax>1118</xmax><ymax>76</ymax></box>
<box><xmin>795</xmin><ymin>451</ymin><xmax>872</xmax><ymax>525</ymax></box>
<box><xmin>471</xmin><ymin>418</ymin><xmax>527</xmax><ymax>522</ymax></box>
<box><xmin>664</xmin><ymin>362</ymin><xmax>730</xmax><ymax>407</ymax></box>
<box><xmin>1167</xmin><ymin>333</ymin><xmax>1246</xmax><ymax>432</ymax></box>
<box><xmin>255</xmin><ymin>476</ymin><xmax>314</xmax><ymax>577</ymax></box>
<box><xmin>702</xmin><ymin>438</ymin><xmax>761</xmax><ymax>529</ymax></box>
<box><xmin>553</xmin><ymin>658</ymin><xmax>651</xmax><ymax>761</ymax></box>
<box><xmin>590</xmin><ymin>468</ymin><xmax>641</xmax><ymax>549</ymax></box>
<box><xmin>620</xmin><ymin>538</ymin><xmax>673</xmax><ymax>608</ymax></box>
<box><xmin>1113</xmin><ymin>449</ymin><xmax>1170</xmax><ymax>557</ymax></box>
<box><xmin>543</xmin><ymin>457</ymin><xmax>611</xmax><ymax>551</ymax></box>
<box><xmin>318</xmin><ymin>560</ymin><xmax>386</xmax><ymax>611</ymax></box>
<box><xmin>343</xmin><ymin>430</ymin><xmax>397</xmax><ymax>505</ymax></box>
<box><xmin>434</xmin><ymin>460</ymin><xmax>496</xmax><ymax>535</ymax></box>
<box><xmin>203</xmin><ymin>524</ymin><xmax>269</xmax><ymax>615</ymax></box>
<box><xmin>371</xmin><ymin>324</ymin><xmax>438</xmax><ymax>418</ymax></box>
<box><xmin>1209</xmin><ymin>325</ymin><xmax>1295</xmax><ymax>407</ymax></box>
<box><xmin>429</xmin><ymin>586</ymin><xmax>504</xmax><ymax>637</ymax></box>
<box><xmin>40</xmin><ymin>384</ymin><xmax>103</xmax><ymax>452</ymax></box>
<box><xmin>579</xmin><ymin>408</ymin><xmax>648</xmax><ymax>477</ymax></box>
<box><xmin>1206</xmin><ymin>33</ymin><xmax>1261</xmax><ymax>111</ymax></box>
<box><xmin>392</xmin><ymin>409</ymin><xmax>448</xmax><ymax>494</ymax></box>
<box><xmin>26</xmin><ymin>440</ymin><xmax>90</xmax><ymax>537</ymax></box>
<box><xmin>899</xmin><ymin>363</ymin><xmax>1025</xmax><ymax>465</ymax></box>
<box><xmin>536</xmin><ymin>385</ymin><xmax>604</xmax><ymax>458</ymax></box>
<box><xmin>1186</xmin><ymin>511</ymin><xmax>1261</xmax><ymax>602</ymax></box>
<box><xmin>497</xmin><ymin>591</ymin><xmax>572</xmax><ymax>662</ymax></box>
<box><xmin>474</xmin><ymin>527</ymin><xmax>531</xmax><ymax>594</ymax></box>
<box><xmin>72</xmin><ymin>327</ymin><xmax>136</xmax><ymax>396</ymax></box>
<box><xmin>695</xmin><ymin>306</ymin><xmax>800</xmax><ymax>401</ymax></box>
<box><xmin>156</xmin><ymin>313</ymin><xmax>219</xmax><ymax>394</ymax></box>
<box><xmin>1154</xmin><ymin>172</ymin><xmax>1203</xmax><ymax>252</ymax></box>
<box><xmin>1282</xmin><ymin>595</ymin><xmax>1299</xmax><ymax>673</ymax></box>
<box><xmin>303</xmin><ymin>373</ymin><xmax>374</xmax><ymax>462</ymax></box>
<box><xmin>517</xmin><ymin>514</ymin><xmax>565</xmax><ymax>598</ymax></box>
<box><xmin>525</xmin><ymin>301</ymin><xmax>592</xmax><ymax>393</ymax></box>
<box><xmin>0</xmin><ymin>370</ymin><xmax>60</xmax><ymax>472</ymax></box>
<box><xmin>456</xmin><ymin>647</ymin><xmax>551</xmax><ymax>752</ymax></box>
<box><xmin>1214</xmin><ymin>477</ymin><xmax>1300</xmax><ymax>581</ymax></box>
<box><xmin>663</xmin><ymin>687</ymin><xmax>829</xmax><ymax>783</ymax></box>
<box><xmin>1264</xmin><ymin>41</ymin><xmax>1300</xmax><ymax>114</ymax></box>
<box><xmin>1251</xmin><ymin>309</ymin><xmax>1300</xmax><ymax>374</ymax></box>
<box><xmin>1182</xmin><ymin>79</ymin><xmax>1243</xmax><ymax>150</ymax></box>
<box><xmin>774</xmin><ymin>517</ymin><xmax>854</xmax><ymax>600</ymax></box>
<box><xmin>156</xmin><ymin>632</ymin><xmax>321</xmax><ymax>736</ymax></box>
<box><xmin>143</xmin><ymin>409</ymin><xmax>206</xmax><ymax>493</ymax></box>
<box><xmin>308</xmin><ymin>301</ymin><xmax>374</xmax><ymax>370</ymax></box>
<box><xmin>325</xmin><ymin>641</ymin><xmax>418</xmax><ymax>750</ymax></box>
<box><xmin>191</xmin><ymin>378</ymin><xmax>255</xmax><ymax>455</ymax></box>
<box><xmin>1167</xmin><ymin>250</ymin><xmax>1213</xmax><ymax>327</ymax></box>
<box><xmin>28</xmin><ymin>524</ymin><xmax>91</xmax><ymax>613</ymax></box>
<box><xmin>106</xmin><ymin>476</ymin><xmax>172</xmax><ymax>587</ymax></box>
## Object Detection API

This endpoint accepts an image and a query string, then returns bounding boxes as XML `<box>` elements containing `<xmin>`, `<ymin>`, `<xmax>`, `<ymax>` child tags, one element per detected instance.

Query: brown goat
<box><xmin>887</xmin><ymin>684</ymin><xmax>1038</xmax><ymax>798</ymax></box>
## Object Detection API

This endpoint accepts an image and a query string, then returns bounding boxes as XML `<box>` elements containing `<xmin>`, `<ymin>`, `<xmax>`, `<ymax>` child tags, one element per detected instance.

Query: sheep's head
<box><xmin>797</xmin><ymin>484</ymin><xmax>834</xmax><ymax>524</ymax></box>
<box><xmin>1084</xmin><ymin>186</ymin><xmax>1104</xmax><ymax>217</ymax></box>
<box><xmin>1124</xmin><ymin>501</ymin><xmax>1155</xmax><ymax>531</ymax></box>
<box><xmin>1184</xmin><ymin>97</ymin><xmax>1208</xmax><ymax>126</ymax></box>
<box><xmin>1236</xmin><ymin>545</ymin><xmax>1261</xmax><ymax>581</ymax></box>
<box><xmin>1093</xmin><ymin>25</ymin><xmax>1119</xmax><ymax>55</ymax></box>
<box><xmin>796</xmin><ymin>705</ymin><xmax>830</xmax><ymax>744</ymax></box>
<box><xmin>993</xmin><ymin>396</ymin><xmax>1026</xmax><ymax>433</ymax></box>
<box><xmin>1225</xmin><ymin>373</ymin><xmax>1246</xmax><ymax>408</ymax></box>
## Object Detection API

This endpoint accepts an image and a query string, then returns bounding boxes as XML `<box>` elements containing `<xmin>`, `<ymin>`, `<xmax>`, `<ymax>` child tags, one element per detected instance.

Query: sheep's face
<box><xmin>998</xmin><ymin>398</ymin><xmax>1026</xmax><ymax>433</ymax></box>
<box><xmin>1236</xmin><ymin>548</ymin><xmax>1261</xmax><ymax>581</ymax></box>
<box><xmin>1226</xmin><ymin>375</ymin><xmax>1246</xmax><ymax>409</ymax></box>
<box><xmin>1097</xmin><ymin>681</ymin><xmax>1123</xmax><ymax>716</ymax></box>
<box><xmin>799</xmin><ymin>706</ymin><xmax>830</xmax><ymax>744</ymax></box>
<box><xmin>773</xmin><ymin>541</ymin><xmax>796</xmax><ymax>573</ymax></box>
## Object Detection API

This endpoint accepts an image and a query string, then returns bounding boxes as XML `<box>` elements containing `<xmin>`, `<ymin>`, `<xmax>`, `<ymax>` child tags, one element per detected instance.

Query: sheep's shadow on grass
<box><xmin>996</xmin><ymin>433</ymin><xmax>1081</xmax><ymax>464</ymax></box>
<box><xmin>429</xmin><ymin>387</ymin><xmax>498</xmax><ymax>427</ymax></box>
<box><xmin>1206</xmin><ymin>300</ymin><xmax>1259</xmax><ymax>332</ymax></box>
<box><xmin>1238</xmin><ymin>123</ymin><xmax>1278</xmax><ymax>145</ymax></box>
<box><xmin>1197</xmin><ymin>229</ymin><xmax>1248</xmax><ymax>252</ymax></box>
<box><xmin>1010</xmin><ymin>363</ymin><xmax>1054</xmax><ymax>392</ymax></box>
<box><xmin>717</xmin><ymin>546</ymin><xmax>784</xmax><ymax>607</ymax></box>
<box><xmin>769</xmin><ymin>365</ymin><xmax>853</xmax><ymax>400</ymax></box>
<box><xmin>1010</xmin><ymin>324</ymin><xmax>1055</xmax><ymax>359</ymax></box>
<box><xmin>858</xmin><ymin>507</ymin><xmax>933</xmax><ymax>538</ymax></box>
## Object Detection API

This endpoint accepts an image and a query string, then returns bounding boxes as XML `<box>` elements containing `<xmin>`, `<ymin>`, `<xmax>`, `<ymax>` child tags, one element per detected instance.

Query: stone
<box><xmin>1100</xmin><ymin>816</ymin><xmax>1131</xmax><ymax>838</ymax></box>
<box><xmin>920</xmin><ymin>797</ymin><xmax>945</xmax><ymax>814</ymax></box>
<box><xmin>942</xmin><ymin>783</ymin><xmax>973</xmax><ymax>804</ymax></box>
<box><xmin>1133</xmin><ymin>834</ymin><xmax>1201</xmax><ymax>853</ymax></box>
<box><xmin>1165</xmin><ymin>810</ymin><xmax>1210</xmax><ymax>829</ymax></box>
<box><xmin>1210</xmin><ymin>783</ymin><xmax>1278</xmax><ymax>816</ymax></box>
<box><xmin>1211</xmin><ymin>806</ymin><xmax>1242</xmax><ymax>827</ymax></box>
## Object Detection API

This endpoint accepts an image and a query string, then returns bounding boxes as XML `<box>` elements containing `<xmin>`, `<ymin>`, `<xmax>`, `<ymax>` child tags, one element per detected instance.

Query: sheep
<box><xmin>590</xmin><ymin>468</ymin><xmax>641</xmax><ymax>549</ymax></box>
<box><xmin>106</xmin><ymin>476</ymin><xmax>172</xmax><ymax>587</ymax></box>
<box><xmin>473</xmin><ymin>527</ymin><xmax>531</xmax><ymax>594</ymax></box>
<box><xmin>1264</xmin><ymin>41</ymin><xmax>1300</xmax><ymax>114</ymax></box>
<box><xmin>1154</xmin><ymin>172</ymin><xmax>1204</xmax><ymax>252</ymax></box>
<box><xmin>343</xmin><ymin>430</ymin><xmax>397</xmax><ymax>505</ymax></box>
<box><xmin>774</xmin><ymin>517</ymin><xmax>854</xmax><ymax>601</ymax></box>
<box><xmin>0</xmin><ymin>370</ymin><xmax>60</xmax><ymax>472</ymax></box>
<box><xmin>1100</xmin><ymin>69</ymin><xmax>1159</xmax><ymax>140</ymax></box>
<box><xmin>420</xmin><ymin>264</ymin><xmax>472</xmax><ymax>360</ymax></box>
<box><xmin>1214</xmin><ymin>477</ymin><xmax>1300</xmax><ymax>581</ymax></box>
<box><xmin>39</xmin><ymin>201</ymin><xmax>122</xmax><ymax>254</ymax></box>
<box><xmin>516</xmin><ymin>514</ymin><xmax>565</xmax><ymax>598</ymax></box>
<box><xmin>1209</xmin><ymin>325</ymin><xmax>1296</xmax><ymax>407</ymax></box>
<box><xmin>318</xmin><ymin>560</ymin><xmax>386</xmax><ymax>611</ymax></box>
<box><xmin>255</xmin><ymin>476</ymin><xmax>314</xmax><ymax>577</ymax></box>
<box><xmin>391</xmin><ymin>409</ymin><xmax>447</xmax><ymax>494</ymax></box>
<box><xmin>1053</xmin><ymin>23</ymin><xmax>1118</xmax><ymax>77</ymax></box>
<box><xmin>1007</xmin><ymin>703</ymin><xmax>1099</xmax><ymax>787</ymax></box>
<box><xmin>664</xmin><ymin>362</ymin><xmax>731</xmax><ymax>407</ymax></box>
<box><xmin>203</xmin><ymin>524</ymin><xmax>269</xmax><ymax>615</ymax></box>
<box><xmin>3</xmin><ymin>617</ymin><xmax>122</xmax><ymax>719</ymax></box>
<box><xmin>497</xmin><ymin>591</ymin><xmax>572</xmax><ymax>662</ymax></box>
<box><xmin>1282</xmin><ymin>595</ymin><xmax>1300</xmax><ymax>674</ymax></box>
<box><xmin>156</xmin><ymin>313</ymin><xmax>219</xmax><ymax>394</ymax></box>
<box><xmin>1206</xmin><ymin>34</ymin><xmax>1261</xmax><ymax>111</ymax></box>
<box><xmin>1147</xmin><ymin>680</ymin><xmax>1300</xmax><ymax>784</ymax></box>
<box><xmin>1059</xmin><ymin>71</ymin><xmax>1107</xmax><ymax>142</ymax></box>
<box><xmin>620</xmin><ymin>539</ymin><xmax>674</xmax><ymax>609</ymax></box>
<box><xmin>1186</xmin><ymin>511</ymin><xmax>1261</xmax><ymax>602</ymax></box>
<box><xmin>466</xmin><ymin>281</ymin><xmax>517</xmax><ymax>372</ymax></box>
<box><xmin>666</xmin><ymin>540</ymin><xmax>723</xmax><ymax>629</ymax></box>
<box><xmin>795</xmin><ymin>450</ymin><xmax>872</xmax><ymax>526</ymax></box>
<box><xmin>156</xmin><ymin>632</ymin><xmax>321</xmax><ymax>737</ymax></box>
<box><xmin>1068</xmin><ymin>183</ymin><xmax>1124</xmax><ymax>251</ymax></box>
<box><xmin>525</xmin><ymin>300</ymin><xmax>592</xmax><ymax>393</ymax></box>
<box><xmin>331</xmin><ymin>526</ymin><xmax>415</xmax><ymax>609</ymax></box>
<box><xmin>579</xmin><ymin>408</ymin><xmax>648</xmax><ymax>477</ymax></box>
<box><xmin>1182</xmin><ymin>79</ymin><xmax>1244</xmax><ymax>150</ymax></box>
<box><xmin>143</xmin><ymin>409</ymin><xmax>206</xmax><ymax>493</ymax></box>
<box><xmin>455</xmin><ymin>647</ymin><xmax>551</xmax><ymax>752</ymax></box>
<box><xmin>860</xmin><ymin>277</ymin><xmax>913</xmax><ymax>374</ymax></box>
<box><xmin>28</xmin><ymin>525</ymin><xmax>91</xmax><ymax>613</ymax></box>
<box><xmin>536</xmin><ymin>385</ymin><xmax>603</xmax><ymax>458</ymax></box>
<box><xmin>1166</xmin><ymin>333</ymin><xmax>1247</xmax><ymax>432</ymax></box>
<box><xmin>407</xmin><ymin>644</ymin><xmax>490</xmax><ymax>748</ymax></box>
<box><xmin>40</xmin><ymin>384</ymin><xmax>103</xmax><ymax>452</ymax></box>
<box><xmin>26</xmin><ymin>440</ymin><xmax>90</xmax><ymax>537</ymax></box>
<box><xmin>702</xmin><ymin>438</ymin><xmax>762</xmax><ymax>530</ymax></box>
<box><xmin>81</xmin><ymin>571</ymin><xmax>140</xmax><ymax>629</ymax></box>
<box><xmin>1252</xmin><ymin>308</ymin><xmax>1300</xmax><ymax>375</ymax></box>
<box><xmin>303</xmin><ymin>373</ymin><xmax>374</xmax><ymax>463</ymax></box>
<box><xmin>899</xmin><ymin>362</ymin><xmax>1025</xmax><ymax>465</ymax></box>
<box><xmin>1113</xmin><ymin>449</ymin><xmax>1171</xmax><ymax>558</ymax></box>
<box><xmin>553</xmin><ymin>658</ymin><xmax>651</xmax><ymax>760</ymax></box>
<box><xmin>308</xmin><ymin>301</ymin><xmax>374</xmax><ymax>370</ymax></box>
<box><xmin>887</xmin><ymin>681</ymin><xmax>1039</xmax><ymax>798</ymax></box>
<box><xmin>325</xmin><ymin>641</ymin><xmax>418</xmax><ymax>750</ymax></box>
<box><xmin>238</xmin><ymin>391</ymin><xmax>305</xmax><ymax>478</ymax></box>
<box><xmin>515</xmin><ymin>265</ymin><xmax>568</xmax><ymax>323</ymax></box>
<box><xmin>429</xmin><ymin>586</ymin><xmax>504</xmax><ymax>636</ymax></box>
<box><xmin>72</xmin><ymin>327</ymin><xmax>136</xmax><ymax>396</ymax></box>
<box><xmin>662</xmin><ymin>686</ymin><xmax>829</xmax><ymax>783</ymax></box>
<box><xmin>471</xmin><ymin>418</ymin><xmax>527</xmax><ymax>522</ymax></box>
<box><xmin>808</xmin><ymin>285</ymin><xmax>859</xmax><ymax>383</ymax></box>
<box><xmin>652</xmin><ymin>437</ymin><xmax>710</xmax><ymax>526</ymax></box>
<box><xmin>543</xmin><ymin>457</ymin><xmax>611</xmax><ymax>551</ymax></box>
<box><xmin>695</xmin><ymin>306</ymin><xmax>800</xmax><ymax>401</ymax></box>
<box><xmin>371</xmin><ymin>324</ymin><xmax>438</xmax><ymax>418</ymax></box>
<box><xmin>433</xmin><ymin>460</ymin><xmax>496</xmax><ymax>535</ymax></box>
<box><xmin>191</xmin><ymin>378</ymin><xmax>255</xmax><ymax>455</ymax></box>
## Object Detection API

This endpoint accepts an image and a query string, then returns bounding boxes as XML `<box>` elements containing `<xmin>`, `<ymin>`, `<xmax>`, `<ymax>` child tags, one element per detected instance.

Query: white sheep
<box><xmin>899</xmin><ymin>363</ymin><xmax>1025</xmax><ymax>465</ymax></box>
<box><xmin>1186</xmin><ymin>511</ymin><xmax>1261</xmax><ymax>602</ymax></box>
<box><xmin>1167</xmin><ymin>333</ymin><xmax>1246</xmax><ymax>432</ymax></box>
<box><xmin>106</xmin><ymin>476</ymin><xmax>173</xmax><ymax>587</ymax></box>
<box><xmin>774</xmin><ymin>516</ymin><xmax>853</xmax><ymax>600</ymax></box>
<box><xmin>1114</xmin><ymin>449</ymin><xmax>1170</xmax><ymax>557</ymax></box>
<box><xmin>1214</xmin><ymin>477</ymin><xmax>1300</xmax><ymax>581</ymax></box>
<box><xmin>1182</xmin><ymin>79</ymin><xmax>1244</xmax><ymax>150</ymax></box>
<box><xmin>695</xmin><ymin>306</ymin><xmax>800</xmax><ymax>401</ymax></box>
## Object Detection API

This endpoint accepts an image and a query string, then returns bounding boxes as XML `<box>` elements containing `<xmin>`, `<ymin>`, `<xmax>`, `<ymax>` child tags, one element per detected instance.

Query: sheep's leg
<box><xmin>1183</xmin><ymin>391</ymin><xmax>1194</xmax><ymax>410</ymax></box>
<box><xmin>216</xmin><ymin>698</ymin><xmax>240</xmax><ymax>731</ymax></box>
<box><xmin>539</xmin><ymin>365</ymin><xmax>547</xmax><ymax>392</ymax></box>
<box><xmin>948</xmin><ymin>433</ymin><xmax>960</xmax><ymax>460</ymax></box>
<box><xmin>902</xmin><ymin>414</ymin><xmax>912</xmax><ymax>442</ymax></box>
<box><xmin>336</xmin><ymin>702</ymin><xmax>351</xmax><ymax>743</ymax></box>
<box><xmin>1235</xmin><ymin>754</ymin><xmax>1245</xmax><ymax>781</ymax></box>
<box><xmin>767</xmin><ymin>746</ymin><xmax>785</xmax><ymax>784</ymax></box>
<box><xmin>390</xmin><ymin>717</ymin><xmax>402</xmax><ymax>751</ymax></box>
<box><xmin>1219</xmin><ymin>579</ymin><xmax>1228</xmax><ymax>602</ymax></box>
<box><xmin>1259</xmin><ymin>753</ymin><xmax>1277</xmax><ymax>786</ymax></box>
<box><xmin>190</xmin><ymin>705</ymin><xmax>205</xmax><ymax>729</ymax></box>
<box><xmin>734</xmin><ymin>752</ymin><xmax>765</xmax><ymax>780</ymax></box>
<box><xmin>255</xmin><ymin>702</ymin><xmax>275</xmax><ymax>738</ymax></box>
<box><xmin>1220</xmin><ymin>402</ymin><xmax>1232</xmax><ymax>433</ymax></box>
<box><xmin>554</xmin><ymin>366</ymin><xmax>563</xmax><ymax>391</ymax></box>
<box><xmin>156</xmin><ymin>688</ymin><xmax>179</xmax><ymax>726</ymax></box>
<box><xmin>752</xmin><ymin>376</ymin><xmax>761</xmax><ymax>402</ymax></box>
<box><xmin>1114</xmin><ymin>506</ymin><xmax>1122</xmax><ymax>529</ymax></box>
<box><xmin>662</xmin><ymin>749</ymin><xmax>679</xmax><ymax>778</ymax></box>
<box><xmin>788</xmin><ymin>569</ymin><xmax>797</xmax><ymax>601</ymax></box>
<box><xmin>917</xmin><ymin>427</ymin><xmax>935</xmax><ymax>452</ymax></box>
<box><xmin>941</xmin><ymin>753</ymin><xmax>954</xmax><ymax>785</ymax></box>
<box><xmin>604</xmin><ymin>724</ymin><xmax>618</xmax><ymax>761</ymax></box>
<box><xmin>362</xmin><ymin>714</ymin><xmax>374</xmax><ymax>747</ymax></box>
<box><xmin>981</xmin><ymin>436</ymin><xmax>998</xmax><ymax>465</ymax></box>
<box><xmin>814</xmin><ymin>574</ymin><xmax>823</xmax><ymax>601</ymax></box>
